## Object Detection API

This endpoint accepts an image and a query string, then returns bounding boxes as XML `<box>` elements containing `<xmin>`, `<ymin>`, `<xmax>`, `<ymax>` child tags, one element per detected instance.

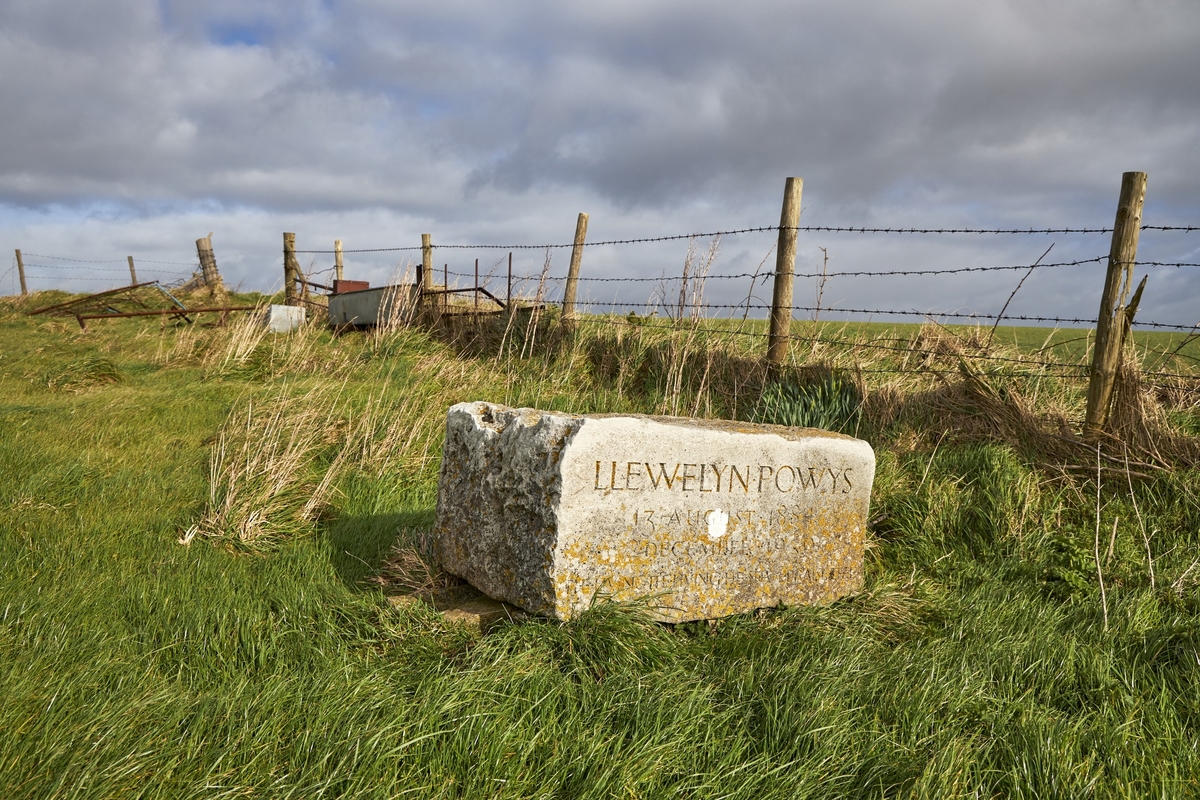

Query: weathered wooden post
<box><xmin>507</xmin><ymin>252</ymin><xmax>513</xmax><ymax>308</ymax></box>
<box><xmin>127</xmin><ymin>256</ymin><xmax>137</xmax><ymax>285</ymax></box>
<box><xmin>1084</xmin><ymin>171</ymin><xmax>1148</xmax><ymax>438</ymax></box>
<box><xmin>474</xmin><ymin>258</ymin><xmax>480</xmax><ymax>315</ymax></box>
<box><xmin>767</xmin><ymin>177</ymin><xmax>803</xmax><ymax>367</ymax></box>
<box><xmin>283</xmin><ymin>232</ymin><xmax>300</xmax><ymax>306</ymax></box>
<box><xmin>15</xmin><ymin>249</ymin><xmax>27</xmax><ymax>296</ymax></box>
<box><xmin>421</xmin><ymin>234</ymin><xmax>433</xmax><ymax>302</ymax></box>
<box><xmin>562</xmin><ymin>212</ymin><xmax>589</xmax><ymax>325</ymax></box>
<box><xmin>334</xmin><ymin>239</ymin><xmax>344</xmax><ymax>282</ymax></box>
<box><xmin>195</xmin><ymin>234</ymin><xmax>221</xmax><ymax>290</ymax></box>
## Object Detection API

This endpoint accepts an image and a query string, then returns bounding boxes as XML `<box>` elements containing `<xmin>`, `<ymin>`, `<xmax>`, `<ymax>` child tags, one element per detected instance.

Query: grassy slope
<box><xmin>2</xmin><ymin>296</ymin><xmax>1200</xmax><ymax>798</ymax></box>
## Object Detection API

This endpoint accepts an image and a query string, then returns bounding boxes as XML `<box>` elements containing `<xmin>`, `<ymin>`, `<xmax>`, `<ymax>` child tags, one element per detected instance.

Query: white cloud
<box><xmin>0</xmin><ymin>0</ymin><xmax>1197</xmax><ymax>329</ymax></box>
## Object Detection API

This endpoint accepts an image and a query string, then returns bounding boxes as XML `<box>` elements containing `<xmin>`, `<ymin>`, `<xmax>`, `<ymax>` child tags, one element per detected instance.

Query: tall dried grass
<box><xmin>196</xmin><ymin>384</ymin><xmax>346</xmax><ymax>550</ymax></box>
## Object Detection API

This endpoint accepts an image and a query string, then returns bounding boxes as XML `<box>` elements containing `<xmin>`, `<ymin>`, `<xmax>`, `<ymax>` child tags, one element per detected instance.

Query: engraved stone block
<box><xmin>433</xmin><ymin>401</ymin><xmax>875</xmax><ymax>623</ymax></box>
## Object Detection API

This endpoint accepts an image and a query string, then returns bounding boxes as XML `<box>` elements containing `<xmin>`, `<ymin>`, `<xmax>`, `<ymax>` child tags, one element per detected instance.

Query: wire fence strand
<box><xmin>582</xmin><ymin>315</ymin><xmax>1200</xmax><ymax>383</ymax></box>
<box><xmin>294</xmin><ymin>221</ymin><xmax>1199</xmax><ymax>254</ymax></box>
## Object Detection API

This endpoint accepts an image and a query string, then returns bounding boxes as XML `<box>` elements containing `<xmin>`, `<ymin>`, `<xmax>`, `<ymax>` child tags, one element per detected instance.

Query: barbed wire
<box><xmin>23</xmin><ymin>253</ymin><xmax>127</xmax><ymax>263</ymax></box>
<box><xmin>298</xmin><ymin>225</ymin><xmax>1122</xmax><ymax>254</ymax></box>
<box><xmin>295</xmin><ymin>245</ymin><xmax>424</xmax><ymax>254</ymax></box>
<box><xmin>22</xmin><ymin>221</ymin><xmax>1199</xmax><ymax>263</ymax></box>
<box><xmin>600</xmin><ymin>317</ymin><xmax>1092</xmax><ymax>375</ymax></box>
<box><xmin>18</xmin><ymin>275</ymin><xmax>141</xmax><ymax>283</ymax></box>
<box><xmin>22</xmin><ymin>252</ymin><xmax>199</xmax><ymax>266</ymax></box>
<box><xmin>437</xmin><ymin>256</ymin><xmax>1114</xmax><ymax>286</ymax></box>
<box><xmin>591</xmin><ymin>315</ymin><xmax>1199</xmax><ymax>382</ymax></box>
<box><xmin>24</xmin><ymin>262</ymin><xmax>193</xmax><ymax>276</ymax></box>
<box><xmin>294</xmin><ymin>222</ymin><xmax>1200</xmax><ymax>255</ymax></box>
<box><xmin>568</xmin><ymin>299</ymin><xmax>1199</xmax><ymax>332</ymax></box>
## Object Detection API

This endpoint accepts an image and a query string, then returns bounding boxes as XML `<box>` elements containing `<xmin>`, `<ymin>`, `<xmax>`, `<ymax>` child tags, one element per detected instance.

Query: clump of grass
<box><xmin>754</xmin><ymin>369</ymin><xmax>862</xmax><ymax>433</ymax></box>
<box><xmin>372</xmin><ymin>527</ymin><xmax>459</xmax><ymax>596</ymax></box>
<box><xmin>196</xmin><ymin>384</ymin><xmax>346</xmax><ymax>550</ymax></box>
<box><xmin>1109</xmin><ymin>356</ymin><xmax>1200</xmax><ymax>467</ymax></box>
<box><xmin>44</xmin><ymin>356</ymin><xmax>123</xmax><ymax>392</ymax></box>
<box><xmin>201</xmin><ymin>306</ymin><xmax>271</xmax><ymax>374</ymax></box>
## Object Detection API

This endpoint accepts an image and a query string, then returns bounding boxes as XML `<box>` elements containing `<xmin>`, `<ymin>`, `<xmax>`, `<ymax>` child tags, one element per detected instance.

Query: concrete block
<box><xmin>266</xmin><ymin>304</ymin><xmax>306</xmax><ymax>333</ymax></box>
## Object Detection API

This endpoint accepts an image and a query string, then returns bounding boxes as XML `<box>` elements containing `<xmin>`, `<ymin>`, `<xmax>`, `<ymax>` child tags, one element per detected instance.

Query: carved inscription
<box><xmin>629</xmin><ymin>506</ymin><xmax>822</xmax><ymax>535</ymax></box>
<box><xmin>598</xmin><ymin>565</ymin><xmax>840</xmax><ymax>595</ymax></box>
<box><xmin>576</xmin><ymin>458</ymin><xmax>861</xmax><ymax>605</ymax></box>
<box><xmin>594</xmin><ymin>461</ymin><xmax>854</xmax><ymax>494</ymax></box>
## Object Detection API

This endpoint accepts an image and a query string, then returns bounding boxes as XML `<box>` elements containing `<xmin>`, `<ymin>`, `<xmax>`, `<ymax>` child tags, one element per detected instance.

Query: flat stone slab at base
<box><xmin>388</xmin><ymin>584</ymin><xmax>528</xmax><ymax>635</ymax></box>
<box><xmin>434</xmin><ymin>402</ymin><xmax>876</xmax><ymax>623</ymax></box>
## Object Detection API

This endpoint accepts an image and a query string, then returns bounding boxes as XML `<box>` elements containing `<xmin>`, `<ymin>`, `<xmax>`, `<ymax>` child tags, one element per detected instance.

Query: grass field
<box><xmin>2</xmin><ymin>290</ymin><xmax>1199</xmax><ymax>798</ymax></box>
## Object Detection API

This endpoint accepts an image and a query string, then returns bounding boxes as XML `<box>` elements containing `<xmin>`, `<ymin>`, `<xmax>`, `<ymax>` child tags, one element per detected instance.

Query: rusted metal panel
<box><xmin>332</xmin><ymin>279</ymin><xmax>369</xmax><ymax>294</ymax></box>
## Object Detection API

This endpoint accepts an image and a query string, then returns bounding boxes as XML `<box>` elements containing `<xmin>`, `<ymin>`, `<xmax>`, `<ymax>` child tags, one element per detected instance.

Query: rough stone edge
<box><xmin>433</xmin><ymin>402</ymin><xmax>586</xmax><ymax>615</ymax></box>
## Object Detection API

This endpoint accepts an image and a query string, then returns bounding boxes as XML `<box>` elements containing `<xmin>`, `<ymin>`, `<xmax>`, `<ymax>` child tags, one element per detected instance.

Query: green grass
<box><xmin>2</xmin><ymin>293</ymin><xmax>1200</xmax><ymax>798</ymax></box>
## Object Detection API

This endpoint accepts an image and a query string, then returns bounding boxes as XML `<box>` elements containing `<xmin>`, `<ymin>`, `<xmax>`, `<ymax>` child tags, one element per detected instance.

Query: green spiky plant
<box><xmin>753</xmin><ymin>370</ymin><xmax>862</xmax><ymax>433</ymax></box>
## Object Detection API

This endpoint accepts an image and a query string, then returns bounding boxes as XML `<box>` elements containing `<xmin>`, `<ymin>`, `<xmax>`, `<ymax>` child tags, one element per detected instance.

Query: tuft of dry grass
<box><xmin>371</xmin><ymin>528</ymin><xmax>461</xmax><ymax>596</ymax></box>
<box><xmin>1109</xmin><ymin>355</ymin><xmax>1200</xmax><ymax>467</ymax></box>
<box><xmin>44</xmin><ymin>356</ymin><xmax>123</xmax><ymax>392</ymax></box>
<box><xmin>196</xmin><ymin>384</ymin><xmax>347</xmax><ymax>550</ymax></box>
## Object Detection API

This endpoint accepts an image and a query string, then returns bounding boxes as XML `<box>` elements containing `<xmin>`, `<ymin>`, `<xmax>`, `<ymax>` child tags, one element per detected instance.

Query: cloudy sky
<box><xmin>2</xmin><ymin>0</ymin><xmax>1198</xmax><ymax>328</ymax></box>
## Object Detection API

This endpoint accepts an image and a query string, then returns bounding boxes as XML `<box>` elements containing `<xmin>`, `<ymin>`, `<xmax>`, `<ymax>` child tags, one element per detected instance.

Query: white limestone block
<box><xmin>433</xmin><ymin>402</ymin><xmax>875</xmax><ymax>623</ymax></box>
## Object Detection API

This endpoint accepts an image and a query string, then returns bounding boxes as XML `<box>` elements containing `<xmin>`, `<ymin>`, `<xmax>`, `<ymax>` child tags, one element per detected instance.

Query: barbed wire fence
<box><xmin>293</xmin><ymin>217</ymin><xmax>1197</xmax><ymax>386</ymax></box>
<box><xmin>9</xmin><ymin>174</ymin><xmax>1200</xmax><ymax>426</ymax></box>
<box><xmin>287</xmin><ymin>174</ymin><xmax>1198</xmax><ymax>437</ymax></box>
<box><xmin>10</xmin><ymin>251</ymin><xmax>200</xmax><ymax>290</ymax></box>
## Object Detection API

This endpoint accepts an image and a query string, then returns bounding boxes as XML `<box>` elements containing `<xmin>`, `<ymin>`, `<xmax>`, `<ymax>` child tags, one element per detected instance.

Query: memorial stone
<box><xmin>434</xmin><ymin>401</ymin><xmax>875</xmax><ymax>623</ymax></box>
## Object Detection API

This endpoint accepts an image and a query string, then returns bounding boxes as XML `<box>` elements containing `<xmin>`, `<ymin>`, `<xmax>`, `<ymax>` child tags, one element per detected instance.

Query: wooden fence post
<box><xmin>562</xmin><ymin>212</ymin><xmax>589</xmax><ymax>324</ymax></box>
<box><xmin>195</xmin><ymin>234</ymin><xmax>222</xmax><ymax>295</ymax></box>
<box><xmin>15</xmin><ymin>249</ymin><xmax>27</xmax><ymax>296</ymax></box>
<box><xmin>283</xmin><ymin>232</ymin><xmax>300</xmax><ymax>306</ymax></box>
<box><xmin>767</xmin><ymin>177</ymin><xmax>803</xmax><ymax>367</ymax></box>
<box><xmin>334</xmin><ymin>240</ymin><xmax>344</xmax><ymax>282</ymax></box>
<box><xmin>1084</xmin><ymin>171</ymin><xmax>1147</xmax><ymax>438</ymax></box>
<box><xmin>127</xmin><ymin>256</ymin><xmax>137</xmax><ymax>285</ymax></box>
<box><xmin>507</xmin><ymin>252</ymin><xmax>513</xmax><ymax>308</ymax></box>
<box><xmin>421</xmin><ymin>234</ymin><xmax>433</xmax><ymax>301</ymax></box>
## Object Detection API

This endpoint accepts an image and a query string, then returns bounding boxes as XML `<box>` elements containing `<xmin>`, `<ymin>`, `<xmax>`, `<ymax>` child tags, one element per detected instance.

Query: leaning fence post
<box><xmin>196</xmin><ymin>234</ymin><xmax>221</xmax><ymax>286</ymax></box>
<box><xmin>767</xmin><ymin>177</ymin><xmax>803</xmax><ymax>367</ymax></box>
<box><xmin>334</xmin><ymin>239</ymin><xmax>344</xmax><ymax>282</ymax></box>
<box><xmin>283</xmin><ymin>232</ymin><xmax>299</xmax><ymax>306</ymax></box>
<box><xmin>1084</xmin><ymin>171</ymin><xmax>1147</xmax><ymax>438</ymax></box>
<box><xmin>15</xmin><ymin>249</ymin><xmax>27</xmax><ymax>296</ymax></box>
<box><xmin>127</xmin><ymin>256</ymin><xmax>137</xmax><ymax>285</ymax></box>
<box><xmin>562</xmin><ymin>212</ymin><xmax>589</xmax><ymax>326</ymax></box>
